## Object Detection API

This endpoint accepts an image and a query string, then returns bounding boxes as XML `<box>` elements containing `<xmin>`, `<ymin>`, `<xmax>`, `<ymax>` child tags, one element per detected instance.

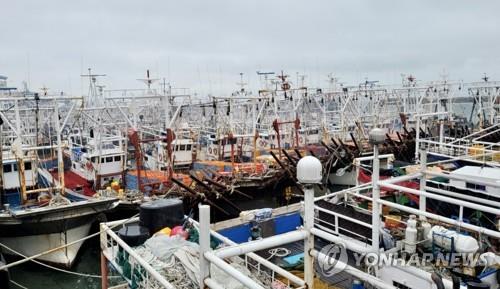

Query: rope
<box><xmin>0</xmin><ymin>242</ymin><xmax>121</xmax><ymax>279</ymax></box>
<box><xmin>267</xmin><ymin>247</ymin><xmax>291</xmax><ymax>260</ymax></box>
<box><xmin>10</xmin><ymin>279</ymin><xmax>28</xmax><ymax>289</ymax></box>
<box><xmin>0</xmin><ymin>212</ymin><xmax>139</xmax><ymax>271</ymax></box>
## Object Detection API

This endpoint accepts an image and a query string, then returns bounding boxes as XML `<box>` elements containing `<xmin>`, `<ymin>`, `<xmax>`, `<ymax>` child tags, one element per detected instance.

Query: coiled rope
<box><xmin>267</xmin><ymin>247</ymin><xmax>291</xmax><ymax>260</ymax></box>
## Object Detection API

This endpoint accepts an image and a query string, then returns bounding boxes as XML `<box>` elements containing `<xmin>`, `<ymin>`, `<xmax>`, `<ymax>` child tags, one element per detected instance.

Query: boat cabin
<box><xmin>449</xmin><ymin>166</ymin><xmax>500</xmax><ymax>196</ymax></box>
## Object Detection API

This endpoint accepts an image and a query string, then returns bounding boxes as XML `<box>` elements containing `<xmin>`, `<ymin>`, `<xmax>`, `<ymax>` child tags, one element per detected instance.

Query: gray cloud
<box><xmin>1</xmin><ymin>0</ymin><xmax>499</xmax><ymax>95</ymax></box>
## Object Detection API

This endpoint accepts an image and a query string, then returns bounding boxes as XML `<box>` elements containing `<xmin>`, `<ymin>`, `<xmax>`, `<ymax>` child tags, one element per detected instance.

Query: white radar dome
<box><xmin>296</xmin><ymin>156</ymin><xmax>322</xmax><ymax>184</ymax></box>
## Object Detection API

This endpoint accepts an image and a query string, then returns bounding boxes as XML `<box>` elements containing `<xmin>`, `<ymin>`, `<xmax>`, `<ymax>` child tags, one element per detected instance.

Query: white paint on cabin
<box><xmin>66</xmin><ymin>132</ymin><xmax>125</xmax><ymax>186</ymax></box>
<box><xmin>2</xmin><ymin>159</ymin><xmax>37</xmax><ymax>189</ymax></box>
<box><xmin>449</xmin><ymin>166</ymin><xmax>500</xmax><ymax>197</ymax></box>
<box><xmin>145</xmin><ymin>138</ymin><xmax>194</xmax><ymax>169</ymax></box>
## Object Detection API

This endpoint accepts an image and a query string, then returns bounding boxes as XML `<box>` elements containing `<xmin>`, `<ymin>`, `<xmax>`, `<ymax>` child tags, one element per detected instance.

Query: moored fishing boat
<box><xmin>0</xmin><ymin>82</ymin><xmax>119</xmax><ymax>267</ymax></box>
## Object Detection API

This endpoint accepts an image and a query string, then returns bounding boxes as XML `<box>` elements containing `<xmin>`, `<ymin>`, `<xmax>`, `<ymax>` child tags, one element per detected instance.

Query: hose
<box><xmin>431</xmin><ymin>272</ymin><xmax>445</xmax><ymax>289</ymax></box>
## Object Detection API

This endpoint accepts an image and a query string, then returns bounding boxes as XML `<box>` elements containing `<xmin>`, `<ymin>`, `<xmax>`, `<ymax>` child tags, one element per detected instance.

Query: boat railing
<box><xmin>378</xmin><ymin>171</ymin><xmax>500</xmax><ymax>239</ymax></box>
<box><xmin>190</xmin><ymin>219</ymin><xmax>306</xmax><ymax>289</ymax></box>
<box><xmin>101</xmin><ymin>216</ymin><xmax>304</xmax><ymax>289</ymax></box>
<box><xmin>419</xmin><ymin>138</ymin><xmax>500</xmax><ymax>162</ymax></box>
<box><xmin>313</xmin><ymin>166</ymin><xmax>500</xmax><ymax>243</ymax></box>
<box><xmin>314</xmin><ymin>204</ymin><xmax>373</xmax><ymax>244</ymax></box>
<box><xmin>100</xmin><ymin>218</ymin><xmax>176</xmax><ymax>289</ymax></box>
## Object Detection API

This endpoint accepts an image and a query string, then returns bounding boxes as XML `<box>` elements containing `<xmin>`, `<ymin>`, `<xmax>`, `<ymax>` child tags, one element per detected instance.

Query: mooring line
<box><xmin>0</xmin><ymin>213</ymin><xmax>139</xmax><ymax>271</ymax></box>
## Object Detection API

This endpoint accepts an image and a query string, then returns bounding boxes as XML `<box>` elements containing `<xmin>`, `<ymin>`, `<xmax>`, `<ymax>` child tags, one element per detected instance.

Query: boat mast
<box><xmin>53</xmin><ymin>98</ymin><xmax>65</xmax><ymax>194</ymax></box>
<box><xmin>13</xmin><ymin>99</ymin><xmax>28</xmax><ymax>204</ymax></box>
<box><xmin>0</xmin><ymin>116</ymin><xmax>3</xmax><ymax>208</ymax></box>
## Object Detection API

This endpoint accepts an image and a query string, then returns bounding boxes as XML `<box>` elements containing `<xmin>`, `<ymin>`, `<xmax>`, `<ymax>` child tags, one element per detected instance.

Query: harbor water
<box><xmin>9</xmin><ymin>240</ymin><xmax>102</xmax><ymax>289</ymax></box>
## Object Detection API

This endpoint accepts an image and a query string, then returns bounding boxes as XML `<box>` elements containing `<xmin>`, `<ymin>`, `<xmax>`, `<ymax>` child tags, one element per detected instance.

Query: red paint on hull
<box><xmin>50</xmin><ymin>170</ymin><xmax>96</xmax><ymax>197</ymax></box>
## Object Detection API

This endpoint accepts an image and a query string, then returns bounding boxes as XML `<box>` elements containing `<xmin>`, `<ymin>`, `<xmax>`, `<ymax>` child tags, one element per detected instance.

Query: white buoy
<box><xmin>421</xmin><ymin>220</ymin><xmax>432</xmax><ymax>248</ymax></box>
<box><xmin>427</xmin><ymin>226</ymin><xmax>479</xmax><ymax>253</ymax></box>
<box><xmin>404</xmin><ymin>215</ymin><xmax>418</xmax><ymax>254</ymax></box>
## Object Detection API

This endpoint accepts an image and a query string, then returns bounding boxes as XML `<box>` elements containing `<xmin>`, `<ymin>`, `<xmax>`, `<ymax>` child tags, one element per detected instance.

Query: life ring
<box><xmin>209</xmin><ymin>147</ymin><xmax>213</xmax><ymax>154</ymax></box>
<box><xmin>213</xmin><ymin>148</ymin><xmax>218</xmax><ymax>156</ymax></box>
<box><xmin>259</xmin><ymin>140</ymin><xmax>265</xmax><ymax>147</ymax></box>
<box><xmin>159</xmin><ymin>154</ymin><xmax>163</xmax><ymax>162</ymax></box>
<box><xmin>298</xmin><ymin>136</ymin><xmax>304</xmax><ymax>144</ymax></box>
<box><xmin>86</xmin><ymin>162</ymin><xmax>94</xmax><ymax>171</ymax></box>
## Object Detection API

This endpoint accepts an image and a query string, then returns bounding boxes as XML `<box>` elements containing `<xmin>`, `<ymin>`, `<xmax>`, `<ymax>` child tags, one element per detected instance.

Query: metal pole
<box><xmin>53</xmin><ymin>100</ymin><xmax>65</xmax><ymax>192</ymax></box>
<box><xmin>199</xmin><ymin>204</ymin><xmax>210</xmax><ymax>289</ymax></box>
<box><xmin>0</xmin><ymin>122</ymin><xmax>3</xmax><ymax>208</ymax></box>
<box><xmin>377</xmin><ymin>199</ymin><xmax>500</xmax><ymax>239</ymax></box>
<box><xmin>303</xmin><ymin>184</ymin><xmax>315</xmax><ymax>289</ymax></box>
<box><xmin>215</xmin><ymin>230</ymin><xmax>307</xmax><ymax>259</ymax></box>
<box><xmin>371</xmin><ymin>144</ymin><xmax>380</xmax><ymax>252</ymax></box>
<box><xmin>419</xmin><ymin>149</ymin><xmax>427</xmax><ymax>220</ymax></box>
<box><xmin>190</xmin><ymin>220</ymin><xmax>306</xmax><ymax>287</ymax></box>
<box><xmin>439</xmin><ymin>120</ymin><xmax>444</xmax><ymax>150</ymax></box>
<box><xmin>204</xmin><ymin>252</ymin><xmax>265</xmax><ymax>289</ymax></box>
<box><xmin>415</xmin><ymin>116</ymin><xmax>420</xmax><ymax>161</ymax></box>
<box><xmin>100</xmin><ymin>252</ymin><xmax>108</xmax><ymax>289</ymax></box>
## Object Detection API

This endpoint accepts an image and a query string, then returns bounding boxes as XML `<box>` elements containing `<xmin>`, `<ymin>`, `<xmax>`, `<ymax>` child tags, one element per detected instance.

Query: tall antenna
<box><xmin>137</xmin><ymin>69</ymin><xmax>159</xmax><ymax>91</ymax></box>
<box><xmin>80</xmin><ymin>68</ymin><xmax>106</xmax><ymax>107</ymax></box>
<box><xmin>236</xmin><ymin>72</ymin><xmax>247</xmax><ymax>93</ymax></box>
<box><xmin>256</xmin><ymin>71</ymin><xmax>275</xmax><ymax>91</ymax></box>
<box><xmin>40</xmin><ymin>85</ymin><xmax>49</xmax><ymax>96</ymax></box>
<box><xmin>327</xmin><ymin>73</ymin><xmax>339</xmax><ymax>91</ymax></box>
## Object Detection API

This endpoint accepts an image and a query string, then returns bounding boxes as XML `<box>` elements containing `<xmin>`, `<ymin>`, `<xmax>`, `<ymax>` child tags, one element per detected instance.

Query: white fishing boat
<box><xmin>0</xmin><ymin>79</ymin><xmax>118</xmax><ymax>267</ymax></box>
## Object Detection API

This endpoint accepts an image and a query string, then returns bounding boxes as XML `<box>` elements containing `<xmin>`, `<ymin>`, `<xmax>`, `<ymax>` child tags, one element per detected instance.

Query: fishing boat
<box><xmin>100</xmin><ymin>142</ymin><xmax>499</xmax><ymax>289</ymax></box>
<box><xmin>0</xmin><ymin>80</ymin><xmax>118</xmax><ymax>267</ymax></box>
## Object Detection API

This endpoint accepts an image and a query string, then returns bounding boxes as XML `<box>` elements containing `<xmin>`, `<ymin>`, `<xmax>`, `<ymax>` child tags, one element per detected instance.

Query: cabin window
<box><xmin>101</xmin><ymin>157</ymin><xmax>106</xmax><ymax>163</ymax></box>
<box><xmin>114</xmin><ymin>156</ymin><xmax>121</xmax><ymax>162</ymax></box>
<box><xmin>466</xmin><ymin>182</ymin><xmax>486</xmax><ymax>191</ymax></box>
<box><xmin>24</xmin><ymin>162</ymin><xmax>32</xmax><ymax>170</ymax></box>
<box><xmin>393</xmin><ymin>281</ymin><xmax>412</xmax><ymax>289</ymax></box>
<box><xmin>186</xmin><ymin>144</ymin><xmax>192</xmax><ymax>151</ymax></box>
<box><xmin>91</xmin><ymin>157</ymin><xmax>96</xmax><ymax>163</ymax></box>
<box><xmin>106</xmin><ymin>157</ymin><xmax>112</xmax><ymax>163</ymax></box>
<box><xmin>3</xmin><ymin>164</ymin><xmax>12</xmax><ymax>173</ymax></box>
<box><xmin>12</xmin><ymin>164</ymin><xmax>17</xmax><ymax>171</ymax></box>
<box><xmin>180</xmin><ymin>145</ymin><xmax>186</xmax><ymax>151</ymax></box>
<box><xmin>145</xmin><ymin>155</ymin><xmax>149</xmax><ymax>161</ymax></box>
<box><xmin>73</xmin><ymin>163</ymin><xmax>76</xmax><ymax>169</ymax></box>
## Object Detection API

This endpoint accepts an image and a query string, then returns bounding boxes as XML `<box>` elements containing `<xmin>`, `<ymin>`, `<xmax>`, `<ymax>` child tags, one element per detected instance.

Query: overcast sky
<box><xmin>1</xmin><ymin>0</ymin><xmax>499</xmax><ymax>96</ymax></box>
